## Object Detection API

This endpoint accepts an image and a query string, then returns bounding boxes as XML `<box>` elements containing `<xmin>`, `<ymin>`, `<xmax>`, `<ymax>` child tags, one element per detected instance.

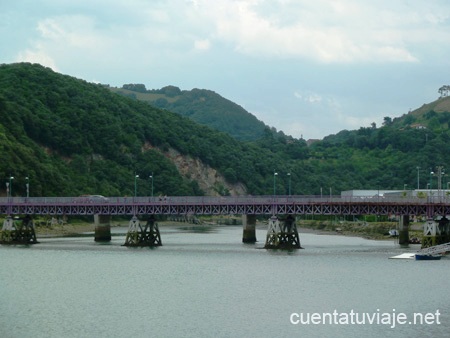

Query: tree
<box><xmin>438</xmin><ymin>85</ymin><xmax>450</xmax><ymax>98</ymax></box>
<box><xmin>382</xmin><ymin>116</ymin><xmax>392</xmax><ymax>126</ymax></box>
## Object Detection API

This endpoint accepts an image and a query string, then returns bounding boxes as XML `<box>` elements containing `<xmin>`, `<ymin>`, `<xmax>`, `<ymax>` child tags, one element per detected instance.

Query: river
<box><xmin>0</xmin><ymin>225</ymin><xmax>449</xmax><ymax>338</ymax></box>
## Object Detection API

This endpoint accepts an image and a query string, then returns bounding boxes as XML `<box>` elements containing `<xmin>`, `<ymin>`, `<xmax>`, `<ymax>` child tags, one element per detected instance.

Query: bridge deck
<box><xmin>1</xmin><ymin>195</ymin><xmax>450</xmax><ymax>216</ymax></box>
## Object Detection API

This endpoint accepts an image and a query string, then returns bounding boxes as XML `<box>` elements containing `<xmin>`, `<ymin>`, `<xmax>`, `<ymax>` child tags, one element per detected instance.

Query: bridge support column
<box><xmin>398</xmin><ymin>215</ymin><xmax>409</xmax><ymax>246</ymax></box>
<box><xmin>422</xmin><ymin>217</ymin><xmax>449</xmax><ymax>248</ymax></box>
<box><xmin>94</xmin><ymin>214</ymin><xmax>111</xmax><ymax>242</ymax></box>
<box><xmin>422</xmin><ymin>219</ymin><xmax>439</xmax><ymax>248</ymax></box>
<box><xmin>123</xmin><ymin>215</ymin><xmax>162</xmax><ymax>247</ymax></box>
<box><xmin>0</xmin><ymin>215</ymin><xmax>38</xmax><ymax>245</ymax></box>
<box><xmin>242</xmin><ymin>214</ymin><xmax>257</xmax><ymax>243</ymax></box>
<box><xmin>438</xmin><ymin>216</ymin><xmax>450</xmax><ymax>243</ymax></box>
<box><xmin>264</xmin><ymin>215</ymin><xmax>301</xmax><ymax>249</ymax></box>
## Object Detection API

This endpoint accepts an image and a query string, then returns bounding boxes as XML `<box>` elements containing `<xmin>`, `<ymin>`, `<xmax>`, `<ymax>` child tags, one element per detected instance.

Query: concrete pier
<box><xmin>242</xmin><ymin>214</ymin><xmax>257</xmax><ymax>243</ymax></box>
<box><xmin>398</xmin><ymin>215</ymin><xmax>409</xmax><ymax>246</ymax></box>
<box><xmin>94</xmin><ymin>214</ymin><xmax>111</xmax><ymax>242</ymax></box>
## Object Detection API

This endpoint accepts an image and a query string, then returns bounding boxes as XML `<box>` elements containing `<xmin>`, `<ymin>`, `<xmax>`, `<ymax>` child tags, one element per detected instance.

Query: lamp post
<box><xmin>416</xmin><ymin>166</ymin><xmax>420</xmax><ymax>190</ymax></box>
<box><xmin>430</xmin><ymin>168</ymin><xmax>433</xmax><ymax>190</ymax></box>
<box><xmin>149</xmin><ymin>173</ymin><xmax>154</xmax><ymax>197</ymax></box>
<box><xmin>273</xmin><ymin>171</ymin><xmax>278</xmax><ymax>196</ymax></box>
<box><xmin>134</xmin><ymin>173</ymin><xmax>139</xmax><ymax>197</ymax></box>
<box><xmin>435</xmin><ymin>166</ymin><xmax>445</xmax><ymax>198</ymax></box>
<box><xmin>26</xmin><ymin>176</ymin><xmax>29</xmax><ymax>198</ymax></box>
<box><xmin>9</xmin><ymin>176</ymin><xmax>14</xmax><ymax>197</ymax></box>
<box><xmin>287</xmin><ymin>172</ymin><xmax>291</xmax><ymax>196</ymax></box>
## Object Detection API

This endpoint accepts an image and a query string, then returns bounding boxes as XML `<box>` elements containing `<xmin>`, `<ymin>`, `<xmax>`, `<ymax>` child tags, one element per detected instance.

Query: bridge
<box><xmin>1</xmin><ymin>195</ymin><xmax>450</xmax><ymax>249</ymax></box>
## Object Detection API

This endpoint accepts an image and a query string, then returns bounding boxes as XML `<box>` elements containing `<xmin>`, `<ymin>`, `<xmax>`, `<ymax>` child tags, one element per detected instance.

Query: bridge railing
<box><xmin>1</xmin><ymin>195</ymin><xmax>450</xmax><ymax>205</ymax></box>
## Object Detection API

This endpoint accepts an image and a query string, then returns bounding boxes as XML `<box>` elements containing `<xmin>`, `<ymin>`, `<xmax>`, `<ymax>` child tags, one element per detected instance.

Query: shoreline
<box><xmin>34</xmin><ymin>220</ymin><xmax>406</xmax><ymax>242</ymax></box>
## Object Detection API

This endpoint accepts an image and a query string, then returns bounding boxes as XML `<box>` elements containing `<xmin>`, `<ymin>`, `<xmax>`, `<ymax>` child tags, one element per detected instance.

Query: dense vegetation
<box><xmin>0</xmin><ymin>63</ymin><xmax>306</xmax><ymax>197</ymax></box>
<box><xmin>1</xmin><ymin>62</ymin><xmax>450</xmax><ymax>198</ymax></box>
<box><xmin>111</xmin><ymin>84</ymin><xmax>269</xmax><ymax>141</ymax></box>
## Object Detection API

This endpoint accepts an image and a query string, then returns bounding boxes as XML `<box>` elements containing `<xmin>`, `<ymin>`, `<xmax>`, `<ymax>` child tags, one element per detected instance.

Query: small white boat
<box><xmin>389</xmin><ymin>253</ymin><xmax>415</xmax><ymax>259</ymax></box>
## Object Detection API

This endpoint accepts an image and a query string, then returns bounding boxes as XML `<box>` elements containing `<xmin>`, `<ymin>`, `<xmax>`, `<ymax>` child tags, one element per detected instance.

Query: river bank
<box><xmin>32</xmin><ymin>217</ymin><xmax>421</xmax><ymax>242</ymax></box>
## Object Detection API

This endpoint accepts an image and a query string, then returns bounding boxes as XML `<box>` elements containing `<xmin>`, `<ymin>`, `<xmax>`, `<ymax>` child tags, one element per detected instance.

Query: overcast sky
<box><xmin>2</xmin><ymin>0</ymin><xmax>450</xmax><ymax>140</ymax></box>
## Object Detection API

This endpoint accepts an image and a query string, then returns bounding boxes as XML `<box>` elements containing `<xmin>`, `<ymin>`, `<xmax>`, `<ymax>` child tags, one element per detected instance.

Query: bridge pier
<box><xmin>398</xmin><ymin>215</ymin><xmax>409</xmax><ymax>246</ymax></box>
<box><xmin>0</xmin><ymin>215</ymin><xmax>38</xmax><ymax>244</ymax></box>
<box><xmin>123</xmin><ymin>215</ymin><xmax>162</xmax><ymax>247</ymax></box>
<box><xmin>94</xmin><ymin>214</ymin><xmax>111</xmax><ymax>242</ymax></box>
<box><xmin>242</xmin><ymin>214</ymin><xmax>257</xmax><ymax>243</ymax></box>
<box><xmin>264</xmin><ymin>215</ymin><xmax>301</xmax><ymax>249</ymax></box>
<box><xmin>438</xmin><ymin>216</ymin><xmax>450</xmax><ymax>243</ymax></box>
<box><xmin>422</xmin><ymin>216</ymin><xmax>450</xmax><ymax>248</ymax></box>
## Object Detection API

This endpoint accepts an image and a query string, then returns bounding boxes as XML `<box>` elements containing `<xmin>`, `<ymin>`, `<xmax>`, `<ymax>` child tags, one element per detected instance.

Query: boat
<box><xmin>389</xmin><ymin>253</ymin><xmax>415</xmax><ymax>259</ymax></box>
<box><xmin>415</xmin><ymin>254</ymin><xmax>442</xmax><ymax>261</ymax></box>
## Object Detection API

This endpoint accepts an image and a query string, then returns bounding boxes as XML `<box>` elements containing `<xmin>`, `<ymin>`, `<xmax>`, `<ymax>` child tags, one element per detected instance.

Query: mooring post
<box><xmin>94</xmin><ymin>214</ymin><xmax>111</xmax><ymax>242</ymax></box>
<box><xmin>398</xmin><ymin>215</ymin><xmax>409</xmax><ymax>246</ymax></box>
<box><xmin>242</xmin><ymin>214</ymin><xmax>257</xmax><ymax>243</ymax></box>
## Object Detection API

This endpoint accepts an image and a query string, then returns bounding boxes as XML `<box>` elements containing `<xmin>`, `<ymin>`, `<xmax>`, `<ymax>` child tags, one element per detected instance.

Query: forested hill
<box><xmin>110</xmin><ymin>84</ymin><xmax>270</xmax><ymax>141</ymax></box>
<box><xmin>0</xmin><ymin>62</ymin><xmax>308</xmax><ymax>197</ymax></box>
<box><xmin>2</xmin><ymin>62</ymin><xmax>450</xmax><ymax>198</ymax></box>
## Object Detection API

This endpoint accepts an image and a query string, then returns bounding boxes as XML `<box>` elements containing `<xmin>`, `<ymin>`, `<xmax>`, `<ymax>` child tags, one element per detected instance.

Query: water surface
<box><xmin>0</xmin><ymin>226</ymin><xmax>448</xmax><ymax>338</ymax></box>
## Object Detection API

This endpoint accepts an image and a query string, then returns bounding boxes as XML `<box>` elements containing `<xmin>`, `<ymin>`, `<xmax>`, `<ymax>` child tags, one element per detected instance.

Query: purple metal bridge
<box><xmin>1</xmin><ymin>195</ymin><xmax>450</xmax><ymax>217</ymax></box>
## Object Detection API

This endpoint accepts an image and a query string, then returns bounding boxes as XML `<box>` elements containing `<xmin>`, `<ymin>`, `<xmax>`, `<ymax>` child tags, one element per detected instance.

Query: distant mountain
<box><xmin>110</xmin><ymin>85</ymin><xmax>270</xmax><ymax>141</ymax></box>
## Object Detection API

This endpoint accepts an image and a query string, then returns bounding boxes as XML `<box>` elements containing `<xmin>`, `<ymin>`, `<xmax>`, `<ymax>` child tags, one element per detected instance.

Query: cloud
<box><xmin>16</xmin><ymin>47</ymin><xmax>58</xmax><ymax>71</ymax></box>
<box><xmin>294</xmin><ymin>91</ymin><xmax>322</xmax><ymax>103</ymax></box>
<box><xmin>205</xmin><ymin>0</ymin><xmax>447</xmax><ymax>63</ymax></box>
<box><xmin>13</xmin><ymin>0</ymin><xmax>449</xmax><ymax>70</ymax></box>
<box><xmin>194</xmin><ymin>39</ymin><xmax>211</xmax><ymax>51</ymax></box>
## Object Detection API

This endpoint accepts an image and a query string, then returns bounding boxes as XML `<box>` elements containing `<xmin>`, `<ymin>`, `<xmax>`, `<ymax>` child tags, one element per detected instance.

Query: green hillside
<box><xmin>2</xmin><ymin>62</ymin><xmax>450</xmax><ymax>198</ymax></box>
<box><xmin>0</xmin><ymin>63</ymin><xmax>306</xmax><ymax>197</ymax></box>
<box><xmin>110</xmin><ymin>85</ymin><xmax>268</xmax><ymax>141</ymax></box>
<box><xmin>389</xmin><ymin>96</ymin><xmax>450</xmax><ymax>132</ymax></box>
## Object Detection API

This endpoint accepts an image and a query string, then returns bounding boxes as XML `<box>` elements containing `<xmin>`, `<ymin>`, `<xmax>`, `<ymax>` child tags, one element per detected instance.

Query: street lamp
<box><xmin>287</xmin><ymin>172</ymin><xmax>291</xmax><ymax>196</ymax></box>
<box><xmin>26</xmin><ymin>176</ymin><xmax>29</xmax><ymax>198</ymax></box>
<box><xmin>416</xmin><ymin>166</ymin><xmax>420</xmax><ymax>190</ymax></box>
<box><xmin>404</xmin><ymin>184</ymin><xmax>407</xmax><ymax>191</ymax></box>
<box><xmin>273</xmin><ymin>171</ymin><xmax>278</xmax><ymax>196</ymax></box>
<box><xmin>149</xmin><ymin>173</ymin><xmax>154</xmax><ymax>197</ymax></box>
<box><xmin>134</xmin><ymin>173</ymin><xmax>139</xmax><ymax>197</ymax></box>
<box><xmin>9</xmin><ymin>176</ymin><xmax>14</xmax><ymax>197</ymax></box>
<box><xmin>430</xmin><ymin>168</ymin><xmax>434</xmax><ymax>190</ymax></box>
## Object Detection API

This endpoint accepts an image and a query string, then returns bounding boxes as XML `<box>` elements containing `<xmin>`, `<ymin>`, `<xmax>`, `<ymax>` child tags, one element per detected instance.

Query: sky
<box><xmin>2</xmin><ymin>0</ymin><xmax>450</xmax><ymax>140</ymax></box>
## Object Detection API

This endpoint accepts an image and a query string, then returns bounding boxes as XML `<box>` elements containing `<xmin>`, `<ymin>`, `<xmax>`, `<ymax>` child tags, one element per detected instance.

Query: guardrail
<box><xmin>0</xmin><ymin>195</ymin><xmax>450</xmax><ymax>205</ymax></box>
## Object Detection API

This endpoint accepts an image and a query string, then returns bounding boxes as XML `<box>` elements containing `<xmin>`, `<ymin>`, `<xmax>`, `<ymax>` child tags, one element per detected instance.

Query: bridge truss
<box><xmin>0</xmin><ymin>196</ymin><xmax>449</xmax><ymax>217</ymax></box>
